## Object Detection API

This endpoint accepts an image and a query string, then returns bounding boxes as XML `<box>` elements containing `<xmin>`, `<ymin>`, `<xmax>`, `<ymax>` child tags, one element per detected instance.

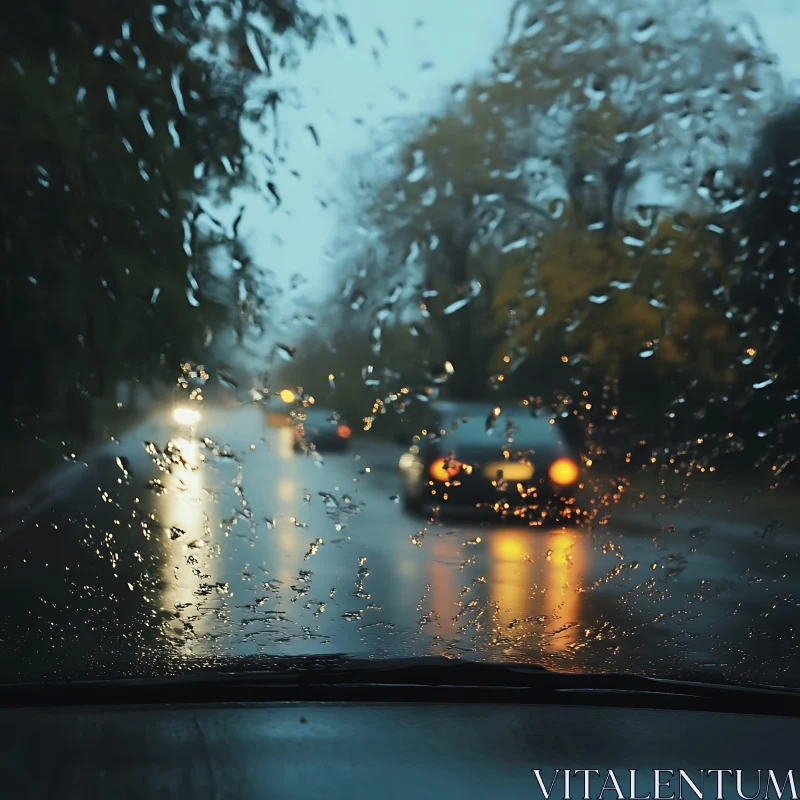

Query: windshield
<box><xmin>2</xmin><ymin>0</ymin><xmax>799</xmax><ymax>689</ymax></box>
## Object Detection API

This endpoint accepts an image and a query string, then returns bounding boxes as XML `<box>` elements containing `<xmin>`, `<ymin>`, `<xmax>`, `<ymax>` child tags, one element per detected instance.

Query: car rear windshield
<box><xmin>438</xmin><ymin>412</ymin><xmax>557</xmax><ymax>445</ymax></box>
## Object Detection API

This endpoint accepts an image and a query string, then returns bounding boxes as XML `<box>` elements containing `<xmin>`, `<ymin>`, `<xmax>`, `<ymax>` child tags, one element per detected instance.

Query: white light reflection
<box><xmin>259</xmin><ymin>472</ymin><xmax>303</xmax><ymax>650</ymax></box>
<box><xmin>172</xmin><ymin>406</ymin><xmax>201</xmax><ymax>426</ymax></box>
<box><xmin>156</xmin><ymin>437</ymin><xmax>220</xmax><ymax>660</ymax></box>
<box><xmin>276</xmin><ymin>427</ymin><xmax>295</xmax><ymax>460</ymax></box>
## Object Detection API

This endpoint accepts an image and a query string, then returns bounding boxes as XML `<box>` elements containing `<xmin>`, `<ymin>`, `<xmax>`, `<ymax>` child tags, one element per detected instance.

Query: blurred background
<box><xmin>2</xmin><ymin>0</ymin><xmax>800</xmax><ymax>685</ymax></box>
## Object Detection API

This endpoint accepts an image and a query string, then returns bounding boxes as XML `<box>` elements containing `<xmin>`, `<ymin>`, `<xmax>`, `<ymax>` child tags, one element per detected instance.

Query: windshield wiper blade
<box><xmin>2</xmin><ymin>657</ymin><xmax>799</xmax><ymax>715</ymax></box>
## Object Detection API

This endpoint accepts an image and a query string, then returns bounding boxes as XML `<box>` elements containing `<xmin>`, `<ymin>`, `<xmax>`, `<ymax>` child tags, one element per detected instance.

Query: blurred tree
<box><xmin>492</xmin><ymin>210</ymin><xmax>738</xmax><ymax>382</ymax></box>
<box><xmin>494</xmin><ymin>0</ymin><xmax>776</xmax><ymax>224</ymax></box>
<box><xmin>332</xmin><ymin>0</ymin><xmax>778</xmax><ymax>411</ymax></box>
<box><xmin>725</xmin><ymin>103</ymin><xmax>800</xmax><ymax>476</ymax></box>
<box><xmin>0</xmin><ymin>0</ymin><xmax>322</xmax><ymax>490</ymax></box>
<box><xmin>319</xmin><ymin>0</ymin><xmax>782</xmax><ymax>474</ymax></box>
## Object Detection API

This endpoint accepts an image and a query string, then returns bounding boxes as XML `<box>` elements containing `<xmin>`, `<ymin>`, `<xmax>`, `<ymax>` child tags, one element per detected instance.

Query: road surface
<box><xmin>1</xmin><ymin>403</ymin><xmax>798</xmax><ymax>687</ymax></box>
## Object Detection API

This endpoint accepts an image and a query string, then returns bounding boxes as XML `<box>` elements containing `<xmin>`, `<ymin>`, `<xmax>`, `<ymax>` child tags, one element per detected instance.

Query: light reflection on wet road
<box><xmin>1</xmin><ymin>403</ymin><xmax>799</xmax><ymax>685</ymax></box>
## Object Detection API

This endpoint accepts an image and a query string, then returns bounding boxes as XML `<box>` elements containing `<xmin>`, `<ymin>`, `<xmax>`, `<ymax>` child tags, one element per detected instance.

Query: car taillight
<box><xmin>430</xmin><ymin>457</ymin><xmax>461</xmax><ymax>481</ymax></box>
<box><xmin>337</xmin><ymin>424</ymin><xmax>351</xmax><ymax>439</ymax></box>
<box><xmin>548</xmin><ymin>457</ymin><xmax>579</xmax><ymax>486</ymax></box>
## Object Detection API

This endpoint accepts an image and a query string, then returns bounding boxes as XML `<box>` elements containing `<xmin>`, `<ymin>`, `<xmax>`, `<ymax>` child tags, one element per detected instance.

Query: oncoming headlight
<box><xmin>173</xmin><ymin>407</ymin><xmax>201</xmax><ymax>426</ymax></box>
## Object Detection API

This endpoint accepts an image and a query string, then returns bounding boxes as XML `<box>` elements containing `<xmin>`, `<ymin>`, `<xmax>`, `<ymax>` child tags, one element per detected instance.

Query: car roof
<box><xmin>303</xmin><ymin>406</ymin><xmax>340</xmax><ymax>421</ymax></box>
<box><xmin>430</xmin><ymin>400</ymin><xmax>545</xmax><ymax>420</ymax></box>
<box><xmin>429</xmin><ymin>401</ymin><xmax>562</xmax><ymax>444</ymax></box>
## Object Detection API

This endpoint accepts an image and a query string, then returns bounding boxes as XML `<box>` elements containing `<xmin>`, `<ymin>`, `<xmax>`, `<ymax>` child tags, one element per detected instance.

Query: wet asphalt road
<box><xmin>1</xmin><ymin>403</ymin><xmax>799</xmax><ymax>686</ymax></box>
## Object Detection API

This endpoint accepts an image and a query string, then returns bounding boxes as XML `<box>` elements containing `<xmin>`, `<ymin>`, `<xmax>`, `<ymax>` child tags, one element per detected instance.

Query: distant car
<box><xmin>292</xmin><ymin>407</ymin><xmax>352</xmax><ymax>452</ymax></box>
<box><xmin>398</xmin><ymin>401</ymin><xmax>580</xmax><ymax>521</ymax></box>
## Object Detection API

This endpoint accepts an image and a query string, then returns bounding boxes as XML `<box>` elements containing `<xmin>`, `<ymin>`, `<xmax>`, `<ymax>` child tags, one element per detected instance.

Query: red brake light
<box><xmin>549</xmin><ymin>457</ymin><xmax>579</xmax><ymax>486</ymax></box>
<box><xmin>430</xmin><ymin>457</ymin><xmax>461</xmax><ymax>481</ymax></box>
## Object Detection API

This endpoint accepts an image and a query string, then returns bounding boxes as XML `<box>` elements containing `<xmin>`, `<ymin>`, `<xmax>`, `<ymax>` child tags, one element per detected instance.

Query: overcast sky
<box><xmin>721</xmin><ymin>0</ymin><xmax>800</xmax><ymax>86</ymax></box>
<box><xmin>218</xmin><ymin>0</ymin><xmax>800</xmax><ymax>363</ymax></box>
<box><xmin>223</xmin><ymin>0</ymin><xmax>514</xmax><ymax>338</ymax></box>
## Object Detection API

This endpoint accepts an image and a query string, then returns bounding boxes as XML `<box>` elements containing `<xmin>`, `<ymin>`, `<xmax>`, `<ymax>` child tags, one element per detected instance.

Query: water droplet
<box><xmin>507</xmin><ymin>4</ymin><xmax>545</xmax><ymax>45</ymax></box>
<box><xmin>735</xmin><ymin>16</ymin><xmax>764</xmax><ymax>52</ymax></box>
<box><xmin>584</xmin><ymin>75</ymin><xmax>607</xmax><ymax>107</ymax></box>
<box><xmin>443</xmin><ymin>297</ymin><xmax>471</xmax><ymax>315</ymax></box>
<box><xmin>485</xmin><ymin>407</ymin><xmax>501</xmax><ymax>433</ymax></box>
<box><xmin>428</xmin><ymin>361</ymin><xmax>455</xmax><ymax>384</ymax></box>
<box><xmin>170</xmin><ymin>67</ymin><xmax>186</xmax><ymax>115</ymax></box>
<box><xmin>501</xmin><ymin>237</ymin><xmax>529</xmax><ymax>253</ymax></box>
<box><xmin>561</xmin><ymin>37</ymin><xmax>584</xmax><ymax>54</ymax></box>
<box><xmin>304</xmin><ymin>538</ymin><xmax>324</xmax><ymax>560</ymax></box>
<box><xmin>421</xmin><ymin>186</ymin><xmax>437</xmax><ymax>206</ymax></box>
<box><xmin>407</xmin><ymin>149</ymin><xmax>427</xmax><ymax>183</ymax></box>
<box><xmin>632</xmin><ymin>19</ymin><xmax>657</xmax><ymax>44</ymax></box>
<box><xmin>349</xmin><ymin>290</ymin><xmax>366</xmax><ymax>310</ymax></box>
<box><xmin>245</xmin><ymin>26</ymin><xmax>270</xmax><ymax>73</ymax></box>
<box><xmin>140</xmin><ymin>109</ymin><xmax>155</xmax><ymax>137</ymax></box>
<box><xmin>167</xmin><ymin>120</ymin><xmax>181</xmax><ymax>148</ymax></box>
<box><xmin>151</xmin><ymin>4</ymin><xmax>167</xmax><ymax>34</ymax></box>
<box><xmin>115</xmin><ymin>456</ymin><xmax>132</xmax><ymax>484</ymax></box>
<box><xmin>623</xmin><ymin>235</ymin><xmax>645</xmax><ymax>248</ymax></box>
<box><xmin>276</xmin><ymin>343</ymin><xmax>296</xmax><ymax>362</ymax></box>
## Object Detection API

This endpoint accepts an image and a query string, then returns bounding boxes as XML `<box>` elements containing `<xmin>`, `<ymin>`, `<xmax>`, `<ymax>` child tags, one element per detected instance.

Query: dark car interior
<box><xmin>3</xmin><ymin>660</ymin><xmax>799</xmax><ymax>798</ymax></box>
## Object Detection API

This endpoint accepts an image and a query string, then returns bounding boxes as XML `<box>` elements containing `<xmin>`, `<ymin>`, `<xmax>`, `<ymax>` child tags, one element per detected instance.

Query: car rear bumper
<box><xmin>420</xmin><ymin>477</ymin><xmax>575</xmax><ymax>507</ymax></box>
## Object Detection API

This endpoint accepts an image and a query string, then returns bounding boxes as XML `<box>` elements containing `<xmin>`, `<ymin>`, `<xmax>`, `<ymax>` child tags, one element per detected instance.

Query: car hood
<box><xmin>3</xmin><ymin>655</ymin><xmax>800</xmax><ymax>715</ymax></box>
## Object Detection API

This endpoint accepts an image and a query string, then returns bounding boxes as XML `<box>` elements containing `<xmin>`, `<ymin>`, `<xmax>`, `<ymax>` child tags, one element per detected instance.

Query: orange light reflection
<box><xmin>488</xmin><ymin>527</ymin><xmax>585</xmax><ymax>656</ymax></box>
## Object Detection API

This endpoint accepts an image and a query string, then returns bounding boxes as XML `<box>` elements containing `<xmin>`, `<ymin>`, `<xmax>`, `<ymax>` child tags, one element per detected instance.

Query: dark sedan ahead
<box><xmin>398</xmin><ymin>401</ymin><xmax>581</xmax><ymax>522</ymax></box>
<box><xmin>292</xmin><ymin>407</ymin><xmax>352</xmax><ymax>453</ymax></box>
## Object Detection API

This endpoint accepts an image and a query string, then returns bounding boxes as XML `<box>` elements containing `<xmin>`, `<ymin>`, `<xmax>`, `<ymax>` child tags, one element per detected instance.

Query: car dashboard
<box><xmin>3</xmin><ymin>697</ymin><xmax>797</xmax><ymax>798</ymax></box>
